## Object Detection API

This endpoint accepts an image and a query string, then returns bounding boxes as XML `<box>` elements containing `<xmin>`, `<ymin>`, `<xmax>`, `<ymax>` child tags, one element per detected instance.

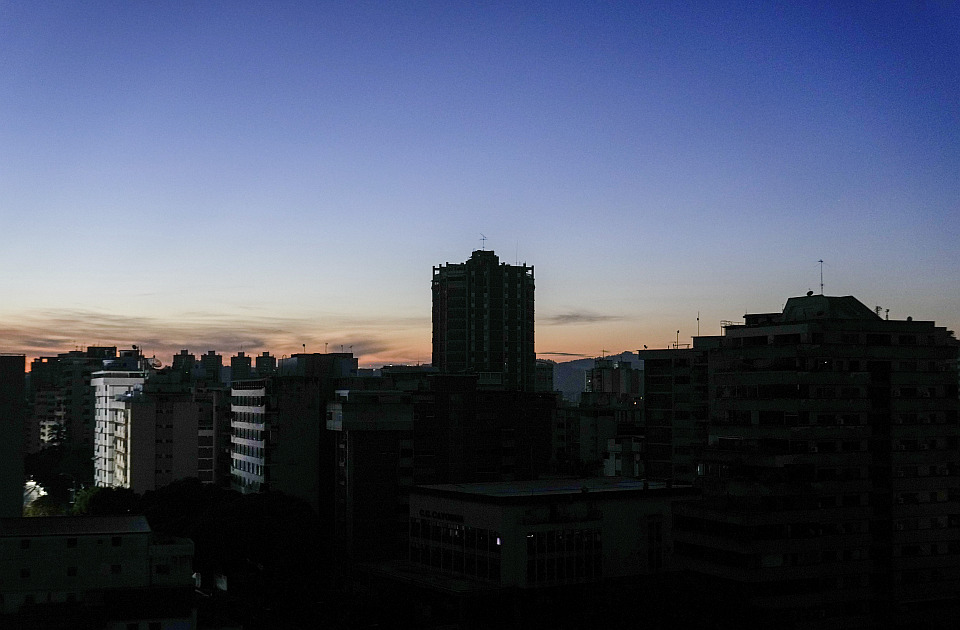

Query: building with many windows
<box><xmin>639</xmin><ymin>340</ymin><xmax>714</xmax><ymax>485</ymax></box>
<box><xmin>92</xmin><ymin>349</ymin><xmax>149</xmax><ymax>489</ymax></box>
<box><xmin>432</xmin><ymin>250</ymin><xmax>535</xmax><ymax>391</ymax></box>
<box><xmin>230</xmin><ymin>353</ymin><xmax>357</xmax><ymax>514</ymax></box>
<box><xmin>408</xmin><ymin>478</ymin><xmax>693</xmax><ymax>589</ymax></box>
<box><xmin>666</xmin><ymin>294</ymin><xmax>960</xmax><ymax>628</ymax></box>
<box><xmin>29</xmin><ymin>346</ymin><xmax>117</xmax><ymax>454</ymax></box>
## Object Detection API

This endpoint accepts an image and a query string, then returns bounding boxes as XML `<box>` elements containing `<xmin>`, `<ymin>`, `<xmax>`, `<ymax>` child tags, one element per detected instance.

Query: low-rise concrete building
<box><xmin>408</xmin><ymin>478</ymin><xmax>694</xmax><ymax>589</ymax></box>
<box><xmin>0</xmin><ymin>515</ymin><xmax>194</xmax><ymax>628</ymax></box>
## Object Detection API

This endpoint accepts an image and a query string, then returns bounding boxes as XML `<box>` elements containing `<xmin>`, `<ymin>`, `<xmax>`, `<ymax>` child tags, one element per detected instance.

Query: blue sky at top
<box><xmin>1</xmin><ymin>1</ymin><xmax>957</xmax><ymax>365</ymax></box>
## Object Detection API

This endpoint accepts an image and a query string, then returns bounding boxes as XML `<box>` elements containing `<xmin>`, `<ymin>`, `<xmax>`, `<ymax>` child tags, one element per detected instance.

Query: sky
<box><xmin>1</xmin><ymin>1</ymin><xmax>958</xmax><ymax>368</ymax></box>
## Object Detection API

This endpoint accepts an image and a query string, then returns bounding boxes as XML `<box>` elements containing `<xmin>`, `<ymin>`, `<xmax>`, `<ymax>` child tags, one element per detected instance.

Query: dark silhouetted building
<box><xmin>535</xmin><ymin>359</ymin><xmax>556</xmax><ymax>392</ymax></box>
<box><xmin>254</xmin><ymin>351</ymin><xmax>276</xmax><ymax>376</ymax></box>
<box><xmin>0</xmin><ymin>355</ymin><xmax>26</xmax><ymax>518</ymax></box>
<box><xmin>327</xmin><ymin>373</ymin><xmax>557</xmax><ymax>563</ymax></box>
<box><xmin>28</xmin><ymin>346</ymin><xmax>117</xmax><ymax>453</ymax></box>
<box><xmin>408</xmin><ymin>478</ymin><xmax>693</xmax><ymax>589</ymax></box>
<box><xmin>231</xmin><ymin>353</ymin><xmax>357</xmax><ymax>515</ymax></box>
<box><xmin>585</xmin><ymin>356</ymin><xmax>642</xmax><ymax>397</ymax></box>
<box><xmin>432</xmin><ymin>250</ymin><xmax>535</xmax><ymax>391</ymax></box>
<box><xmin>327</xmin><ymin>389</ymin><xmax>415</xmax><ymax>562</ymax></box>
<box><xmin>667</xmin><ymin>294</ymin><xmax>960</xmax><ymax>628</ymax></box>
<box><xmin>639</xmin><ymin>340</ymin><xmax>713</xmax><ymax>485</ymax></box>
<box><xmin>553</xmin><ymin>358</ymin><xmax>643</xmax><ymax>477</ymax></box>
<box><xmin>230</xmin><ymin>352</ymin><xmax>252</xmax><ymax>381</ymax></box>
<box><xmin>199</xmin><ymin>350</ymin><xmax>224</xmax><ymax>385</ymax></box>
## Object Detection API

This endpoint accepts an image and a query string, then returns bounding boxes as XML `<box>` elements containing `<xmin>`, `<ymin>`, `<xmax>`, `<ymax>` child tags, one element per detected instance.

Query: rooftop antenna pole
<box><xmin>676</xmin><ymin>330</ymin><xmax>680</xmax><ymax>348</ymax></box>
<box><xmin>818</xmin><ymin>259</ymin><xmax>824</xmax><ymax>294</ymax></box>
<box><xmin>480</xmin><ymin>233</ymin><xmax>487</xmax><ymax>250</ymax></box>
<box><xmin>697</xmin><ymin>311</ymin><xmax>700</xmax><ymax>337</ymax></box>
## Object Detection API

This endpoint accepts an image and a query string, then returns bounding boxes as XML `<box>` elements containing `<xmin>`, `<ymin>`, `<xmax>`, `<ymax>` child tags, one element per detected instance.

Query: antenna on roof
<box><xmin>818</xmin><ymin>259</ymin><xmax>824</xmax><ymax>294</ymax></box>
<box><xmin>480</xmin><ymin>233</ymin><xmax>487</xmax><ymax>250</ymax></box>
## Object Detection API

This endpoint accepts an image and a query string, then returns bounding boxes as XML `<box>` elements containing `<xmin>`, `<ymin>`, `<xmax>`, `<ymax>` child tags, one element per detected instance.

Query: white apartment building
<box><xmin>230</xmin><ymin>380</ymin><xmax>268</xmax><ymax>493</ymax></box>
<box><xmin>92</xmin><ymin>350</ymin><xmax>147</xmax><ymax>488</ymax></box>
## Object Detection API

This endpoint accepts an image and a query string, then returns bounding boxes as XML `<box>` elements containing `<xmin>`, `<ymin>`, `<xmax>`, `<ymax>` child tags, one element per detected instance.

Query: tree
<box><xmin>24</xmin><ymin>494</ymin><xmax>68</xmax><ymax>517</ymax></box>
<box><xmin>71</xmin><ymin>486</ymin><xmax>139</xmax><ymax>516</ymax></box>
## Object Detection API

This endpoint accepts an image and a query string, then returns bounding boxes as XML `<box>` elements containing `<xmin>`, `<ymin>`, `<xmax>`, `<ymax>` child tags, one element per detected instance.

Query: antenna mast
<box><xmin>480</xmin><ymin>233</ymin><xmax>487</xmax><ymax>250</ymax></box>
<box><xmin>818</xmin><ymin>259</ymin><xmax>824</xmax><ymax>294</ymax></box>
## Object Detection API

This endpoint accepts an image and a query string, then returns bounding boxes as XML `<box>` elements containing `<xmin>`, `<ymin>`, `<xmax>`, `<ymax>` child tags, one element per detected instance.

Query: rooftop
<box><xmin>416</xmin><ymin>477</ymin><xmax>689</xmax><ymax>499</ymax></box>
<box><xmin>781</xmin><ymin>294</ymin><xmax>881</xmax><ymax>322</ymax></box>
<box><xmin>0</xmin><ymin>515</ymin><xmax>151</xmax><ymax>537</ymax></box>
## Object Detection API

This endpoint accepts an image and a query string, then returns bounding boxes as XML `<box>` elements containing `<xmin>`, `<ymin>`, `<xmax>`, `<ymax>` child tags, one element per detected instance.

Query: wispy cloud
<box><xmin>542</xmin><ymin>311</ymin><xmax>624</xmax><ymax>326</ymax></box>
<box><xmin>538</xmin><ymin>351</ymin><xmax>592</xmax><ymax>357</ymax></box>
<box><xmin>0</xmin><ymin>308</ymin><xmax>430</xmax><ymax>365</ymax></box>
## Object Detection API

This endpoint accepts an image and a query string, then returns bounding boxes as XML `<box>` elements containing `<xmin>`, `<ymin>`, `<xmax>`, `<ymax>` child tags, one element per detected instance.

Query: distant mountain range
<box><xmin>546</xmin><ymin>351</ymin><xmax>642</xmax><ymax>402</ymax></box>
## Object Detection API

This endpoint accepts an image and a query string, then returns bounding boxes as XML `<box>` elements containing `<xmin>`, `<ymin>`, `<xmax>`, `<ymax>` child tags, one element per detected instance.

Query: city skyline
<box><xmin>2</xmin><ymin>2</ymin><xmax>958</xmax><ymax>367</ymax></box>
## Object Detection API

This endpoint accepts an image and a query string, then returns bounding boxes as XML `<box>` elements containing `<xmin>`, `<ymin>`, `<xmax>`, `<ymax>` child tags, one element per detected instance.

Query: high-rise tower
<box><xmin>432</xmin><ymin>250</ymin><xmax>535</xmax><ymax>391</ymax></box>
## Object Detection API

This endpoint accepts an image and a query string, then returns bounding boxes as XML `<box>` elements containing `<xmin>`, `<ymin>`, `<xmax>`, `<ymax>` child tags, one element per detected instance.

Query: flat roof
<box><xmin>0</xmin><ymin>515</ymin><xmax>151</xmax><ymax>537</ymax></box>
<box><xmin>414</xmin><ymin>477</ymin><xmax>692</xmax><ymax>501</ymax></box>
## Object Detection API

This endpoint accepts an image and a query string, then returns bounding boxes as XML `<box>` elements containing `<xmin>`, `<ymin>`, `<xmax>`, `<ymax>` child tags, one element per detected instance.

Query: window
<box><xmin>20</xmin><ymin>568</ymin><xmax>30</xmax><ymax>578</ymax></box>
<box><xmin>20</xmin><ymin>539</ymin><xmax>30</xmax><ymax>549</ymax></box>
<box><xmin>111</xmin><ymin>536</ymin><xmax>122</xmax><ymax>547</ymax></box>
<box><xmin>111</xmin><ymin>564</ymin><xmax>122</xmax><ymax>574</ymax></box>
<box><xmin>67</xmin><ymin>538</ymin><xmax>77</xmax><ymax>548</ymax></box>
<box><xmin>67</xmin><ymin>566</ymin><xmax>77</xmax><ymax>577</ymax></box>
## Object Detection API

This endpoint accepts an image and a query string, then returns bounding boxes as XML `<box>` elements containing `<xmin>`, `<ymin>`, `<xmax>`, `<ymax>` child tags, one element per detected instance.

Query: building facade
<box><xmin>669</xmin><ymin>294</ymin><xmax>960</xmax><ymax>628</ymax></box>
<box><xmin>0</xmin><ymin>355</ymin><xmax>26</xmax><ymax>518</ymax></box>
<box><xmin>230</xmin><ymin>353</ymin><xmax>357</xmax><ymax>514</ymax></box>
<box><xmin>92</xmin><ymin>350</ymin><xmax>149</xmax><ymax>489</ymax></box>
<box><xmin>0</xmin><ymin>515</ymin><xmax>194</xmax><ymax>627</ymax></box>
<box><xmin>432</xmin><ymin>250</ymin><xmax>535</xmax><ymax>391</ymax></box>
<box><xmin>408</xmin><ymin>478</ymin><xmax>693</xmax><ymax>589</ymax></box>
<box><xmin>29</xmin><ymin>346</ymin><xmax>117</xmax><ymax>453</ymax></box>
<box><xmin>639</xmin><ymin>340</ymin><xmax>713</xmax><ymax>485</ymax></box>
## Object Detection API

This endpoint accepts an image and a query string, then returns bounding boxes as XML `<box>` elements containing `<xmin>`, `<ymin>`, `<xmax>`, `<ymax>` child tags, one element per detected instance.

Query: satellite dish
<box><xmin>149</xmin><ymin>357</ymin><xmax>163</xmax><ymax>368</ymax></box>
